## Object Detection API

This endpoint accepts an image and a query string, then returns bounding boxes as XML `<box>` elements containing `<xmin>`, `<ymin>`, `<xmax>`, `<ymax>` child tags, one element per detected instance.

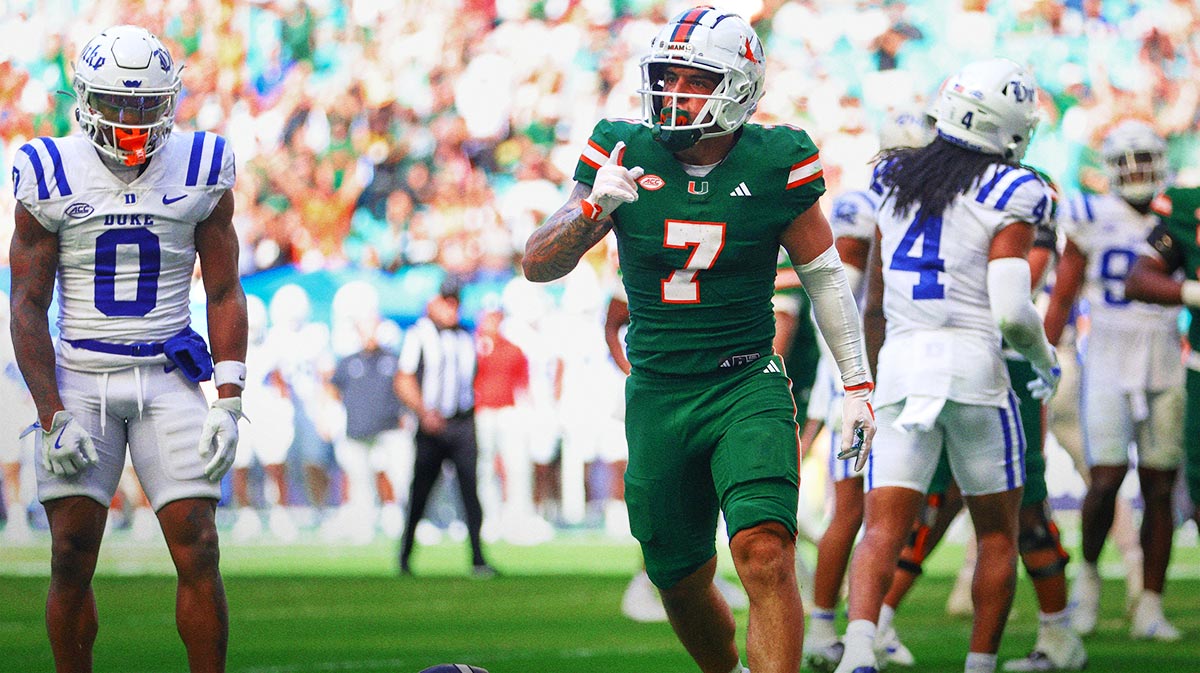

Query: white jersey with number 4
<box><xmin>874</xmin><ymin>163</ymin><xmax>1054</xmax><ymax>408</ymax></box>
<box><xmin>1059</xmin><ymin>191</ymin><xmax>1182</xmax><ymax>392</ymax></box>
<box><xmin>12</xmin><ymin>132</ymin><xmax>235</xmax><ymax>372</ymax></box>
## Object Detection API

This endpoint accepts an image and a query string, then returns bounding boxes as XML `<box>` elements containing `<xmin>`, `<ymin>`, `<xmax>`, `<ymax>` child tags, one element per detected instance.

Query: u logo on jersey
<box><xmin>688</xmin><ymin>180</ymin><xmax>708</xmax><ymax>195</ymax></box>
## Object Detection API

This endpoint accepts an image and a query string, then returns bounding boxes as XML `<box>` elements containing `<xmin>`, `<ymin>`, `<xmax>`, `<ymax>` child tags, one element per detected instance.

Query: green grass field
<box><xmin>1</xmin><ymin>529</ymin><xmax>1198</xmax><ymax>673</ymax></box>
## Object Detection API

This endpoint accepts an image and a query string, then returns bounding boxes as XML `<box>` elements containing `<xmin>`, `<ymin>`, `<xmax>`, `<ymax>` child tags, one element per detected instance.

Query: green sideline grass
<box><xmin>1</xmin><ymin>534</ymin><xmax>1198</xmax><ymax>672</ymax></box>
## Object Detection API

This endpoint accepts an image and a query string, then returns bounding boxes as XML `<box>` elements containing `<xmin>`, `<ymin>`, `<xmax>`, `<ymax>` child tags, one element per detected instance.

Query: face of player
<box><xmin>658</xmin><ymin>65</ymin><xmax>721</xmax><ymax>125</ymax></box>
<box><xmin>89</xmin><ymin>92</ymin><xmax>172</xmax><ymax>126</ymax></box>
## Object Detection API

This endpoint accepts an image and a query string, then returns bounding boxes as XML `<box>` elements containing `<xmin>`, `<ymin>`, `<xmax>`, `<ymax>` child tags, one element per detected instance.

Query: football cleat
<box><xmin>875</xmin><ymin>624</ymin><xmax>915</xmax><ymax>667</ymax></box>
<box><xmin>1002</xmin><ymin>646</ymin><xmax>1087</xmax><ymax>672</ymax></box>
<box><xmin>803</xmin><ymin>640</ymin><xmax>844</xmax><ymax>673</ymax></box>
<box><xmin>621</xmin><ymin>571</ymin><xmax>668</xmax><ymax>623</ymax></box>
<box><xmin>1130</xmin><ymin>596</ymin><xmax>1182</xmax><ymax>641</ymax></box>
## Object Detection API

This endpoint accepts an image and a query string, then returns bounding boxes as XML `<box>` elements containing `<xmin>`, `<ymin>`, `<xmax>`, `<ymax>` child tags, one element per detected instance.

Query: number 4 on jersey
<box><xmin>890</xmin><ymin>213</ymin><xmax>945</xmax><ymax>300</ymax></box>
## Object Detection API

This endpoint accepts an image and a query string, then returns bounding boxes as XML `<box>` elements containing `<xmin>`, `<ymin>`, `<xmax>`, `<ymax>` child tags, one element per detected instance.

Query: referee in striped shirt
<box><xmin>396</xmin><ymin>277</ymin><xmax>495</xmax><ymax>577</ymax></box>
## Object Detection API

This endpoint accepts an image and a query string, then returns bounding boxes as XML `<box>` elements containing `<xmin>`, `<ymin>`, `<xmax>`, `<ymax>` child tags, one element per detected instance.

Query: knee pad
<box><xmin>1018</xmin><ymin>503</ymin><xmax>1070</xmax><ymax>579</ymax></box>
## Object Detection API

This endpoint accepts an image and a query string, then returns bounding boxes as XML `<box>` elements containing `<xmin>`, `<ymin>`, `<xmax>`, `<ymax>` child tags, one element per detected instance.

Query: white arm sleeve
<box><xmin>988</xmin><ymin>257</ymin><xmax>1055</xmax><ymax>371</ymax></box>
<box><xmin>842</xmin><ymin>264</ymin><xmax>864</xmax><ymax>298</ymax></box>
<box><xmin>794</xmin><ymin>246</ymin><xmax>870</xmax><ymax>387</ymax></box>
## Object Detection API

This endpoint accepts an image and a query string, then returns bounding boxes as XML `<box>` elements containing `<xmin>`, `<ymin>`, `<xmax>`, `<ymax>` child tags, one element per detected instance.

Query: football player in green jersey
<box><xmin>523</xmin><ymin>8</ymin><xmax>876</xmax><ymax>673</ymax></box>
<box><xmin>1126</xmin><ymin>185</ymin><xmax>1200</xmax><ymax>533</ymax></box>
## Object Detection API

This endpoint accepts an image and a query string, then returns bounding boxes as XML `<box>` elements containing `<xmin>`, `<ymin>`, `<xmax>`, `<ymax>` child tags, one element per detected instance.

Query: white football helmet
<box><xmin>1101</xmin><ymin>119</ymin><xmax>1167</xmax><ymax>204</ymax></box>
<box><xmin>878</xmin><ymin>107</ymin><xmax>935</xmax><ymax>151</ymax></box>
<box><xmin>933</xmin><ymin>58</ymin><xmax>1039</xmax><ymax>161</ymax></box>
<box><xmin>638</xmin><ymin>7</ymin><xmax>765</xmax><ymax>151</ymax></box>
<box><xmin>72</xmin><ymin>25</ymin><xmax>181</xmax><ymax>166</ymax></box>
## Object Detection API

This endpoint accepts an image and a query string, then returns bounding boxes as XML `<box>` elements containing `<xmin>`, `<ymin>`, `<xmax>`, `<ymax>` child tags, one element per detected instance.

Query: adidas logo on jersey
<box><xmin>762</xmin><ymin>360</ymin><xmax>781</xmax><ymax>374</ymax></box>
<box><xmin>730</xmin><ymin>182</ymin><xmax>752</xmax><ymax>197</ymax></box>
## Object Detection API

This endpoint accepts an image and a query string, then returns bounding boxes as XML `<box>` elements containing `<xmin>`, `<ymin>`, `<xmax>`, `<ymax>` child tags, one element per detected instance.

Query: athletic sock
<box><xmin>877</xmin><ymin>604</ymin><xmax>896</xmax><ymax>636</ymax></box>
<box><xmin>808</xmin><ymin>607</ymin><xmax>838</xmax><ymax>644</ymax></box>
<box><xmin>964</xmin><ymin>651</ymin><xmax>997</xmax><ymax>673</ymax></box>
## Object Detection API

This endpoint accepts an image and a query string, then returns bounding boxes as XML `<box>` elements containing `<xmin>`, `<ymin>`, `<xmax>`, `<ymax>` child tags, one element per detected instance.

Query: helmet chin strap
<box><xmin>652</xmin><ymin>106</ymin><xmax>703</xmax><ymax>152</ymax></box>
<box><xmin>114</xmin><ymin>127</ymin><xmax>149</xmax><ymax>166</ymax></box>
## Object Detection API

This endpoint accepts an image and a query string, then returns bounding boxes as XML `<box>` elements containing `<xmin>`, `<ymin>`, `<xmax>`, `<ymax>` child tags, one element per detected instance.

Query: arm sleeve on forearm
<box><xmin>794</xmin><ymin>246</ymin><xmax>870</xmax><ymax>387</ymax></box>
<box><xmin>988</xmin><ymin>257</ymin><xmax>1056</xmax><ymax>370</ymax></box>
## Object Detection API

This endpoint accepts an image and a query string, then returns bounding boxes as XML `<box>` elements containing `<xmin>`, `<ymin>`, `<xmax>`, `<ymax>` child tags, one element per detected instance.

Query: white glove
<box><xmin>198</xmin><ymin>397</ymin><xmax>243</xmax><ymax>482</ymax></box>
<box><xmin>580</xmin><ymin>140</ymin><xmax>644</xmax><ymax>221</ymax></box>
<box><xmin>37</xmin><ymin>411</ymin><xmax>98</xmax><ymax>477</ymax></box>
<box><xmin>1028</xmin><ymin>354</ymin><xmax>1062</xmax><ymax>402</ymax></box>
<box><xmin>836</xmin><ymin>382</ymin><xmax>877</xmax><ymax>472</ymax></box>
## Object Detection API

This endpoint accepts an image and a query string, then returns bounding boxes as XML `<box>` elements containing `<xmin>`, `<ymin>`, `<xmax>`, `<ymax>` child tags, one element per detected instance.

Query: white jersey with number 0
<box><xmin>12</xmin><ymin>132</ymin><xmax>235</xmax><ymax>372</ymax></box>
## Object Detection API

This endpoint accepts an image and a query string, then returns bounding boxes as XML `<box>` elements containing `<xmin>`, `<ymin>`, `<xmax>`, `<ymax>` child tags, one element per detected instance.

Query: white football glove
<box><xmin>198</xmin><ymin>397</ymin><xmax>243</xmax><ymax>482</ymax></box>
<box><xmin>580</xmin><ymin>140</ymin><xmax>644</xmax><ymax>221</ymax></box>
<box><xmin>37</xmin><ymin>411</ymin><xmax>98</xmax><ymax>477</ymax></box>
<box><xmin>1028</xmin><ymin>354</ymin><xmax>1062</xmax><ymax>402</ymax></box>
<box><xmin>836</xmin><ymin>382</ymin><xmax>877</xmax><ymax>472</ymax></box>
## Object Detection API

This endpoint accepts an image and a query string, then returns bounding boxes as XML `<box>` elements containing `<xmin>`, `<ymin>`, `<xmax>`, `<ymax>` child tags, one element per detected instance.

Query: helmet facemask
<box><xmin>638</xmin><ymin>8</ymin><xmax>764</xmax><ymax>152</ymax></box>
<box><xmin>76</xmin><ymin>88</ymin><xmax>178</xmax><ymax>166</ymax></box>
<box><xmin>1101</xmin><ymin>120</ymin><xmax>1168</xmax><ymax>206</ymax></box>
<box><xmin>72</xmin><ymin>25</ymin><xmax>181</xmax><ymax>166</ymax></box>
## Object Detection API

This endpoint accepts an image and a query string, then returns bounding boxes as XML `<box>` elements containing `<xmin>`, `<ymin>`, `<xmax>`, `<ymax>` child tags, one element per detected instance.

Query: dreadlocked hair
<box><xmin>875</xmin><ymin>136</ymin><xmax>1018</xmax><ymax>219</ymax></box>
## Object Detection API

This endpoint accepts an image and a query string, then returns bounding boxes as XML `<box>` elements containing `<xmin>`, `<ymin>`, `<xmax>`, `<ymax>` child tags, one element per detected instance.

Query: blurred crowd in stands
<box><xmin>3</xmin><ymin>0</ymin><xmax>1200</xmax><ymax>283</ymax></box>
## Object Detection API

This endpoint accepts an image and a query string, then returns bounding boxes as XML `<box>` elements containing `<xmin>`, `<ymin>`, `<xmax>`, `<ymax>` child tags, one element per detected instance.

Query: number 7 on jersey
<box><xmin>662</xmin><ymin>220</ymin><xmax>726</xmax><ymax>303</ymax></box>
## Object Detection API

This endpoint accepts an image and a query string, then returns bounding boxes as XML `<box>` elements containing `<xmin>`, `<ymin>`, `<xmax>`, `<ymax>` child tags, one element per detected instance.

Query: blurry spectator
<box><xmin>330</xmin><ymin>299</ymin><xmax>410</xmax><ymax>544</ymax></box>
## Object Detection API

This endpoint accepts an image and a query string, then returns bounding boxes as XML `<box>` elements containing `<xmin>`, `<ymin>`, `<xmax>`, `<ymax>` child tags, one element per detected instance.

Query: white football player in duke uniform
<box><xmin>803</xmin><ymin>108</ymin><xmax>933</xmax><ymax>673</ymax></box>
<box><xmin>836</xmin><ymin>59</ymin><xmax>1060</xmax><ymax>673</ymax></box>
<box><xmin>8</xmin><ymin>26</ymin><xmax>247</xmax><ymax>672</ymax></box>
<box><xmin>1043</xmin><ymin>120</ymin><xmax>1184</xmax><ymax>642</ymax></box>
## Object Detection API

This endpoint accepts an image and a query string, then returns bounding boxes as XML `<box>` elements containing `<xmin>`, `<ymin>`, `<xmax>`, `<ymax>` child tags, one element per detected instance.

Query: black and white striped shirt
<box><xmin>398</xmin><ymin>317</ymin><xmax>475</xmax><ymax>418</ymax></box>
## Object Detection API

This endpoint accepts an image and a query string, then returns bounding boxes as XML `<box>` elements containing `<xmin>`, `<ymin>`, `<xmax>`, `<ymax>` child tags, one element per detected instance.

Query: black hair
<box><xmin>875</xmin><ymin>136</ymin><xmax>1017</xmax><ymax>219</ymax></box>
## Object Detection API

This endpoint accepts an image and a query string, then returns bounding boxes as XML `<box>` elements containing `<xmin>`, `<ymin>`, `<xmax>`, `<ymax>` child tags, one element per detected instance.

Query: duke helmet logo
<box><xmin>65</xmin><ymin>202</ymin><xmax>95</xmax><ymax>219</ymax></box>
<box><xmin>80</xmin><ymin>43</ymin><xmax>106</xmax><ymax>70</ymax></box>
<box><xmin>123</xmin><ymin>80</ymin><xmax>142</xmax><ymax>88</ymax></box>
<box><xmin>154</xmin><ymin>48</ymin><xmax>172</xmax><ymax>73</ymax></box>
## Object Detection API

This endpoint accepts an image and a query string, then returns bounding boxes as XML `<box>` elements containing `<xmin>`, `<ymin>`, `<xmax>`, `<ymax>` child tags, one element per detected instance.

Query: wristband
<box><xmin>1182</xmin><ymin>280</ymin><xmax>1200</xmax><ymax>309</ymax></box>
<box><xmin>213</xmin><ymin>361</ymin><xmax>247</xmax><ymax>389</ymax></box>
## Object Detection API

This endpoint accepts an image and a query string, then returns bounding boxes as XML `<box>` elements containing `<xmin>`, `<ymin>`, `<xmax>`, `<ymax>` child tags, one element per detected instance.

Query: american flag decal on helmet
<box><xmin>787</xmin><ymin>153</ymin><xmax>823</xmax><ymax>190</ymax></box>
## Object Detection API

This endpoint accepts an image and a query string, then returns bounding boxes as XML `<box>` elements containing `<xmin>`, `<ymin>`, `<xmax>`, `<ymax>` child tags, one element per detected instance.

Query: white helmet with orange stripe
<box><xmin>72</xmin><ymin>25</ymin><xmax>181</xmax><ymax>166</ymax></box>
<box><xmin>638</xmin><ymin>6</ymin><xmax>765</xmax><ymax>151</ymax></box>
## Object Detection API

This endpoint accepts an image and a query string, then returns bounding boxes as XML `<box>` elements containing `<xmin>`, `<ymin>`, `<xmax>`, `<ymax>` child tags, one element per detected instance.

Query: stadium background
<box><xmin>1</xmin><ymin>1</ymin><xmax>1200</xmax><ymax>672</ymax></box>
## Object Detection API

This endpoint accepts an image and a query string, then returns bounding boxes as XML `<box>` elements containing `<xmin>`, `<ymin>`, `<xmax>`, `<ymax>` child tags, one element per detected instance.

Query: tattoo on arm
<box><xmin>522</xmin><ymin>183</ymin><xmax>612</xmax><ymax>282</ymax></box>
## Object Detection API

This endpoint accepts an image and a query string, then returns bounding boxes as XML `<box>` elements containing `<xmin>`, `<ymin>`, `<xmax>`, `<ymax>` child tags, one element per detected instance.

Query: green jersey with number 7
<box><xmin>574</xmin><ymin>118</ymin><xmax>825</xmax><ymax>376</ymax></box>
